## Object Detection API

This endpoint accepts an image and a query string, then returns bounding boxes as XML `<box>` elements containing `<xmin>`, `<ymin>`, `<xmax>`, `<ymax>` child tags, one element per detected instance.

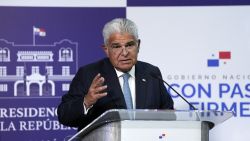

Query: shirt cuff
<box><xmin>83</xmin><ymin>99</ymin><xmax>93</xmax><ymax>115</ymax></box>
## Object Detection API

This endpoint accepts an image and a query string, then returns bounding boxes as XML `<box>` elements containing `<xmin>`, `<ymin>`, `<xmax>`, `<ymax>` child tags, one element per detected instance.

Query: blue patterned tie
<box><xmin>122</xmin><ymin>73</ymin><xmax>133</xmax><ymax>109</ymax></box>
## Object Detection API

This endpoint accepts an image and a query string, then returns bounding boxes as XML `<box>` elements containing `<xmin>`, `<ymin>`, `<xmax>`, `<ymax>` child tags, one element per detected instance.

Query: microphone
<box><xmin>149</xmin><ymin>72</ymin><xmax>197</xmax><ymax>110</ymax></box>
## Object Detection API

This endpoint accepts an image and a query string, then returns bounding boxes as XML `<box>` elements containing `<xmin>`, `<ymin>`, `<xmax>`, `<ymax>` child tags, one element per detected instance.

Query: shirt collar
<box><xmin>115</xmin><ymin>66</ymin><xmax>135</xmax><ymax>78</ymax></box>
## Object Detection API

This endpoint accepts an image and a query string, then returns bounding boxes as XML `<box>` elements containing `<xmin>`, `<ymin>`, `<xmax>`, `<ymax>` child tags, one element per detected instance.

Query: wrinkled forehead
<box><xmin>107</xmin><ymin>32</ymin><xmax>136</xmax><ymax>44</ymax></box>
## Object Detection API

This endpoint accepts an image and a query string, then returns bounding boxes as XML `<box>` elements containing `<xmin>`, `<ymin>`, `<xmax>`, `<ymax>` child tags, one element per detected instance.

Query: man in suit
<box><xmin>57</xmin><ymin>18</ymin><xmax>174</xmax><ymax>131</ymax></box>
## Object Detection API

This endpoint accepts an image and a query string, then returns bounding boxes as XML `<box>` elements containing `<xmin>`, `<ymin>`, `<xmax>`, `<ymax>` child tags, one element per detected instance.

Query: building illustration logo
<box><xmin>0</xmin><ymin>27</ymin><xmax>78</xmax><ymax>97</ymax></box>
<box><xmin>207</xmin><ymin>51</ymin><xmax>231</xmax><ymax>67</ymax></box>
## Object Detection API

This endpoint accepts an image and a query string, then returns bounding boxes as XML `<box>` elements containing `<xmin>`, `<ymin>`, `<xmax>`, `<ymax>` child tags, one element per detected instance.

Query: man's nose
<box><xmin>121</xmin><ymin>46</ymin><xmax>129</xmax><ymax>56</ymax></box>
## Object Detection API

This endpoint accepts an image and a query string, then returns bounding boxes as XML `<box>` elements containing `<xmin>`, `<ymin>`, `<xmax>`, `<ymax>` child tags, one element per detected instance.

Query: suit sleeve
<box><xmin>57</xmin><ymin>68</ymin><xmax>92</xmax><ymax>127</ymax></box>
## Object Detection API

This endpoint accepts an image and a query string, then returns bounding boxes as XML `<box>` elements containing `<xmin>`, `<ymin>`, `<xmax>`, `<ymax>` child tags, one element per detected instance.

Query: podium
<box><xmin>68</xmin><ymin>109</ymin><xmax>233</xmax><ymax>141</ymax></box>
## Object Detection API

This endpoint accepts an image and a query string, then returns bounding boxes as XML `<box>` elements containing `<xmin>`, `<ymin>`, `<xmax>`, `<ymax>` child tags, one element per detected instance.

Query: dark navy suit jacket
<box><xmin>57</xmin><ymin>58</ymin><xmax>174</xmax><ymax>130</ymax></box>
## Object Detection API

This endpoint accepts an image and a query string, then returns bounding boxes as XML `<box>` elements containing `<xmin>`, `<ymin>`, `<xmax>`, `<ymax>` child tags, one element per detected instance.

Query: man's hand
<box><xmin>84</xmin><ymin>73</ymin><xmax>108</xmax><ymax>108</ymax></box>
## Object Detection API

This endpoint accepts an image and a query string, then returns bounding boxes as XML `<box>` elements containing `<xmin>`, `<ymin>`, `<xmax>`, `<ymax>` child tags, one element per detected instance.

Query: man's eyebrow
<box><xmin>126</xmin><ymin>41</ymin><xmax>136</xmax><ymax>44</ymax></box>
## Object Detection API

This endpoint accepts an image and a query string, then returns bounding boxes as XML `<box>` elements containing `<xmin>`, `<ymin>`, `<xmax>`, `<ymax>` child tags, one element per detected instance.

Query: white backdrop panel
<box><xmin>127</xmin><ymin>6</ymin><xmax>250</xmax><ymax>141</ymax></box>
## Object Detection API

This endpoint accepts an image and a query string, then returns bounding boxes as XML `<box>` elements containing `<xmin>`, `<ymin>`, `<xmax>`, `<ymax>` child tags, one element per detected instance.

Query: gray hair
<box><xmin>102</xmin><ymin>18</ymin><xmax>139</xmax><ymax>45</ymax></box>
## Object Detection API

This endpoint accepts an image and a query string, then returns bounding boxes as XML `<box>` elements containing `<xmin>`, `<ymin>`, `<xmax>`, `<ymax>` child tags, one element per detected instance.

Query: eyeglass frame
<box><xmin>107</xmin><ymin>39</ymin><xmax>140</xmax><ymax>52</ymax></box>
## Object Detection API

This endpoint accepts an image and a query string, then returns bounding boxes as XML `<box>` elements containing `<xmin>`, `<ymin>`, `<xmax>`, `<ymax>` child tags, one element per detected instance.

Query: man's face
<box><xmin>103</xmin><ymin>32</ymin><xmax>140</xmax><ymax>72</ymax></box>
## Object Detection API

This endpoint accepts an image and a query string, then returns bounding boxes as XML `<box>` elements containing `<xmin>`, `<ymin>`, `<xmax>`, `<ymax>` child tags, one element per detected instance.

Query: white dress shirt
<box><xmin>114</xmin><ymin>66</ymin><xmax>136</xmax><ymax>109</ymax></box>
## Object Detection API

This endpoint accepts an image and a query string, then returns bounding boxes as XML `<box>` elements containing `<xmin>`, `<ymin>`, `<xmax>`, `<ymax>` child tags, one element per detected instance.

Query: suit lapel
<box><xmin>101</xmin><ymin>59</ymin><xmax>127</xmax><ymax>108</ymax></box>
<box><xmin>100</xmin><ymin>59</ymin><xmax>149</xmax><ymax>109</ymax></box>
<box><xmin>135</xmin><ymin>63</ymin><xmax>149</xmax><ymax>109</ymax></box>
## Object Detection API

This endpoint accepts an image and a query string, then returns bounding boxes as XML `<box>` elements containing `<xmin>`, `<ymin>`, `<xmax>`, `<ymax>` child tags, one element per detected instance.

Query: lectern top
<box><xmin>70</xmin><ymin>109</ymin><xmax>233</xmax><ymax>141</ymax></box>
<box><xmin>95</xmin><ymin>109</ymin><xmax>233</xmax><ymax>127</ymax></box>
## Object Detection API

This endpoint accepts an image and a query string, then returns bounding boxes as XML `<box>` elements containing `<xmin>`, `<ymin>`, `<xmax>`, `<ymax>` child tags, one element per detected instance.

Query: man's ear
<box><xmin>102</xmin><ymin>44</ymin><xmax>109</xmax><ymax>57</ymax></box>
<box><xmin>137</xmin><ymin>39</ymin><xmax>141</xmax><ymax>52</ymax></box>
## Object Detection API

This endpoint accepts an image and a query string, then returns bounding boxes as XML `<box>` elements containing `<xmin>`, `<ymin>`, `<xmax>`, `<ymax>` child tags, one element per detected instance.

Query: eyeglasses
<box><xmin>109</xmin><ymin>40</ymin><xmax>138</xmax><ymax>52</ymax></box>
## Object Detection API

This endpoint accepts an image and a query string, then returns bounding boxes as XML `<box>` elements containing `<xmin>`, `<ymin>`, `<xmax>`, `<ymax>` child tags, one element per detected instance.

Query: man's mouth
<box><xmin>120</xmin><ymin>59</ymin><xmax>131</xmax><ymax>64</ymax></box>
